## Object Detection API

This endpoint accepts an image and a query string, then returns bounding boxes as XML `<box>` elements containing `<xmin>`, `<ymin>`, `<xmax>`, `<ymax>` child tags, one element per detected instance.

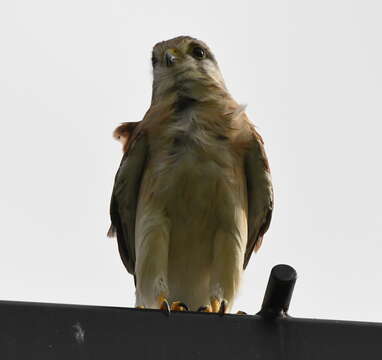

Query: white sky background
<box><xmin>0</xmin><ymin>0</ymin><xmax>381</xmax><ymax>322</ymax></box>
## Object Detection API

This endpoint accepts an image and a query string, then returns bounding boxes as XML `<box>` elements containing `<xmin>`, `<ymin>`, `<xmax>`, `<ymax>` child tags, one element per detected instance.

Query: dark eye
<box><xmin>192</xmin><ymin>47</ymin><xmax>205</xmax><ymax>59</ymax></box>
<box><xmin>151</xmin><ymin>55</ymin><xmax>158</xmax><ymax>67</ymax></box>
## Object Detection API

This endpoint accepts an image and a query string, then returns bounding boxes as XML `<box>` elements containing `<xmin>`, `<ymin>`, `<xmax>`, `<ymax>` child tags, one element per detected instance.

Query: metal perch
<box><xmin>258</xmin><ymin>264</ymin><xmax>297</xmax><ymax>318</ymax></box>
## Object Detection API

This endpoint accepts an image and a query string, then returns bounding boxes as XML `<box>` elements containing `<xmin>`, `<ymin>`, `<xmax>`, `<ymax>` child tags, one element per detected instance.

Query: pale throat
<box><xmin>153</xmin><ymin>60</ymin><xmax>227</xmax><ymax>106</ymax></box>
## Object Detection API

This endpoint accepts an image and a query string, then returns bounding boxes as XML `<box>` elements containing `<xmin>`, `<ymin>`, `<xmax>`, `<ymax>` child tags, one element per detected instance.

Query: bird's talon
<box><xmin>211</xmin><ymin>298</ymin><xmax>220</xmax><ymax>313</ymax></box>
<box><xmin>160</xmin><ymin>300</ymin><xmax>170</xmax><ymax>315</ymax></box>
<box><xmin>171</xmin><ymin>301</ymin><xmax>189</xmax><ymax>312</ymax></box>
<box><xmin>197</xmin><ymin>305</ymin><xmax>212</xmax><ymax>312</ymax></box>
<box><xmin>236</xmin><ymin>310</ymin><xmax>247</xmax><ymax>315</ymax></box>
<box><xmin>210</xmin><ymin>297</ymin><xmax>228</xmax><ymax>314</ymax></box>
<box><xmin>218</xmin><ymin>299</ymin><xmax>227</xmax><ymax>316</ymax></box>
<box><xmin>158</xmin><ymin>296</ymin><xmax>171</xmax><ymax>316</ymax></box>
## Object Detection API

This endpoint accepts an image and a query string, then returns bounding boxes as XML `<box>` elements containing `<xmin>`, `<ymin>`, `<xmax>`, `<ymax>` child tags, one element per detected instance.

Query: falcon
<box><xmin>108</xmin><ymin>36</ymin><xmax>273</xmax><ymax>314</ymax></box>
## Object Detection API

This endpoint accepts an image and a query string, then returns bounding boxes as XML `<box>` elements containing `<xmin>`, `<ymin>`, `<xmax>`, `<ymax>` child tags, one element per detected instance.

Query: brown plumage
<box><xmin>109</xmin><ymin>36</ymin><xmax>273</xmax><ymax>312</ymax></box>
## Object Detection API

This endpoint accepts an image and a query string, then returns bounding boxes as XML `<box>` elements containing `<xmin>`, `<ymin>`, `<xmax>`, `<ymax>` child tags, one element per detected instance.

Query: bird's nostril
<box><xmin>165</xmin><ymin>53</ymin><xmax>176</xmax><ymax>66</ymax></box>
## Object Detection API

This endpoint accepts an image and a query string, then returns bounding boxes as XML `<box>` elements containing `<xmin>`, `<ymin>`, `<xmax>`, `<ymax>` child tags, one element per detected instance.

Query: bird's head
<box><xmin>150</xmin><ymin>36</ymin><xmax>227</xmax><ymax>105</ymax></box>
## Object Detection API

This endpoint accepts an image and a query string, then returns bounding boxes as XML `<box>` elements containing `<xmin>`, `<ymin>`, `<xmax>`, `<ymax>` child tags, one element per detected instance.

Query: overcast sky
<box><xmin>0</xmin><ymin>0</ymin><xmax>381</xmax><ymax>322</ymax></box>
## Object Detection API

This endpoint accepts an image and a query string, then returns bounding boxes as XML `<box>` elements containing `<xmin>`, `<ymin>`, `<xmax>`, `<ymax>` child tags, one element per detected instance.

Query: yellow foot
<box><xmin>170</xmin><ymin>301</ymin><xmax>189</xmax><ymax>312</ymax></box>
<box><xmin>236</xmin><ymin>310</ymin><xmax>247</xmax><ymax>315</ymax></box>
<box><xmin>158</xmin><ymin>295</ymin><xmax>171</xmax><ymax>316</ymax></box>
<box><xmin>210</xmin><ymin>298</ymin><xmax>228</xmax><ymax>315</ymax></box>
<box><xmin>135</xmin><ymin>305</ymin><xmax>145</xmax><ymax>309</ymax></box>
<box><xmin>197</xmin><ymin>304</ymin><xmax>212</xmax><ymax>312</ymax></box>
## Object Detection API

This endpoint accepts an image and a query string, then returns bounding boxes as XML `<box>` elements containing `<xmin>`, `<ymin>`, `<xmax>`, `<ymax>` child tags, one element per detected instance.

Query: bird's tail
<box><xmin>107</xmin><ymin>224</ymin><xmax>116</xmax><ymax>238</ymax></box>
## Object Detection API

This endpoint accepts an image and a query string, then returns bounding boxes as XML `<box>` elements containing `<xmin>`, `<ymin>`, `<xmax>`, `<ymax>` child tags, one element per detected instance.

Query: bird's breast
<box><xmin>143</xmin><ymin>112</ymin><xmax>246</xmax><ymax>226</ymax></box>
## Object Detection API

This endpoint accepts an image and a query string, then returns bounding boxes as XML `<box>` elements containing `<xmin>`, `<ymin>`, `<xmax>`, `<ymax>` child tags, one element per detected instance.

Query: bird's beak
<box><xmin>165</xmin><ymin>49</ymin><xmax>177</xmax><ymax>67</ymax></box>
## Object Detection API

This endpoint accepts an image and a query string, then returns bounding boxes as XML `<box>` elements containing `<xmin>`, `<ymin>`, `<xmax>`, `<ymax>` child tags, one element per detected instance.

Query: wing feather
<box><xmin>109</xmin><ymin>123</ymin><xmax>147</xmax><ymax>275</ymax></box>
<box><xmin>243</xmin><ymin>128</ymin><xmax>273</xmax><ymax>269</ymax></box>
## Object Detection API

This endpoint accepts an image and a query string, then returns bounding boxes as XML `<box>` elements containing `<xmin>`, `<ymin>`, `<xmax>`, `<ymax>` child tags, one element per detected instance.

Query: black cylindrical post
<box><xmin>258</xmin><ymin>264</ymin><xmax>297</xmax><ymax>319</ymax></box>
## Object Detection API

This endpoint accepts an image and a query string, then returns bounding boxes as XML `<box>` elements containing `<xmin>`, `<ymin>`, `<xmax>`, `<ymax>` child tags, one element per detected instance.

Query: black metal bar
<box><xmin>258</xmin><ymin>264</ymin><xmax>297</xmax><ymax>318</ymax></box>
<box><xmin>2</xmin><ymin>265</ymin><xmax>382</xmax><ymax>359</ymax></box>
<box><xmin>1</xmin><ymin>299</ymin><xmax>382</xmax><ymax>360</ymax></box>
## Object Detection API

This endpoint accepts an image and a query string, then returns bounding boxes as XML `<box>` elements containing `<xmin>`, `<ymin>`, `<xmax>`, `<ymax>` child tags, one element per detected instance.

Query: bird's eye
<box><xmin>151</xmin><ymin>55</ymin><xmax>158</xmax><ymax>67</ymax></box>
<box><xmin>192</xmin><ymin>47</ymin><xmax>205</xmax><ymax>59</ymax></box>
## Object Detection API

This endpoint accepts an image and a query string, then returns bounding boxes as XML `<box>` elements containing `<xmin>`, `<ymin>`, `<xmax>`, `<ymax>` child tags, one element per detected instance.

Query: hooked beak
<box><xmin>165</xmin><ymin>49</ymin><xmax>177</xmax><ymax>67</ymax></box>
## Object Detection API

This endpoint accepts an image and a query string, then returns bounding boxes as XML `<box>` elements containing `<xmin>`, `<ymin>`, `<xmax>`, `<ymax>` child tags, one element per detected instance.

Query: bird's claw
<box><xmin>171</xmin><ymin>301</ymin><xmax>189</xmax><ymax>312</ymax></box>
<box><xmin>211</xmin><ymin>298</ymin><xmax>228</xmax><ymax>315</ymax></box>
<box><xmin>197</xmin><ymin>305</ymin><xmax>212</xmax><ymax>312</ymax></box>
<box><xmin>218</xmin><ymin>299</ymin><xmax>227</xmax><ymax>316</ymax></box>
<box><xmin>236</xmin><ymin>310</ymin><xmax>247</xmax><ymax>315</ymax></box>
<box><xmin>158</xmin><ymin>296</ymin><xmax>171</xmax><ymax>316</ymax></box>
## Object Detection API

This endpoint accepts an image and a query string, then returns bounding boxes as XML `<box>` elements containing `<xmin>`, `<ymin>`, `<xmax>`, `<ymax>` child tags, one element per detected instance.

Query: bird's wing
<box><xmin>108</xmin><ymin>122</ymin><xmax>148</xmax><ymax>275</ymax></box>
<box><xmin>243</xmin><ymin>126</ymin><xmax>273</xmax><ymax>269</ymax></box>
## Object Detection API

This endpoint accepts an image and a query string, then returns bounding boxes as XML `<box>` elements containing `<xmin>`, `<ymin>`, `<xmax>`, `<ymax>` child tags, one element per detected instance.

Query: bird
<box><xmin>108</xmin><ymin>36</ymin><xmax>273</xmax><ymax>314</ymax></box>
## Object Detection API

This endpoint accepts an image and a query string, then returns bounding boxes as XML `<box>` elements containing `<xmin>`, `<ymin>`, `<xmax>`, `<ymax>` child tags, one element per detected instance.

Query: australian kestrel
<box><xmin>108</xmin><ymin>36</ymin><xmax>273</xmax><ymax>314</ymax></box>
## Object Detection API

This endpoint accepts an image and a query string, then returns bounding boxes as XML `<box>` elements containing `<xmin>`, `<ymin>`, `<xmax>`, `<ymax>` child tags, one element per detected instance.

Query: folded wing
<box><xmin>243</xmin><ymin>127</ymin><xmax>273</xmax><ymax>269</ymax></box>
<box><xmin>108</xmin><ymin>122</ymin><xmax>147</xmax><ymax>275</ymax></box>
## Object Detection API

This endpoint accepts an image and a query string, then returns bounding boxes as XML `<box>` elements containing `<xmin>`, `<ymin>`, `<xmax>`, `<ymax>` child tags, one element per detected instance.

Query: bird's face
<box><xmin>150</xmin><ymin>36</ymin><xmax>227</xmax><ymax>104</ymax></box>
